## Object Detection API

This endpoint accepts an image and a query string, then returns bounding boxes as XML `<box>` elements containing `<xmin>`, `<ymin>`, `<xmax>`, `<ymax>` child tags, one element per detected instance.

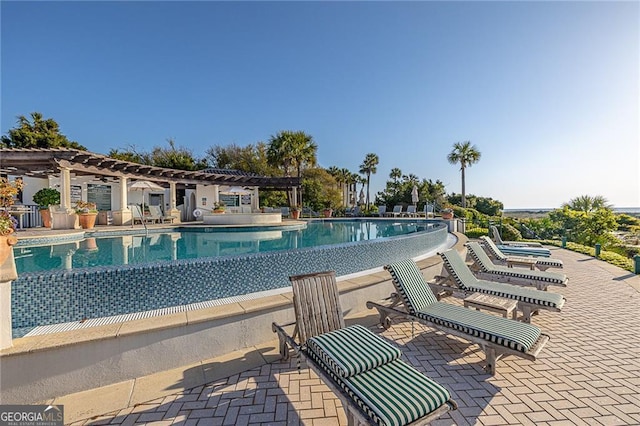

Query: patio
<box><xmin>53</xmin><ymin>246</ymin><xmax>640</xmax><ymax>425</ymax></box>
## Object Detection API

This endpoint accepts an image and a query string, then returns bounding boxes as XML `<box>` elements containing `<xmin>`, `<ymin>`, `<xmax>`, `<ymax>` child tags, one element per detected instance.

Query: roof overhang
<box><xmin>0</xmin><ymin>148</ymin><xmax>299</xmax><ymax>189</ymax></box>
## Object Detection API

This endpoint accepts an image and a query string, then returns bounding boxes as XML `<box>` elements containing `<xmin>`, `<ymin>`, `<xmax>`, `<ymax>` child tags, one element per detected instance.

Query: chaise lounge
<box><xmin>490</xmin><ymin>225</ymin><xmax>544</xmax><ymax>248</ymax></box>
<box><xmin>465</xmin><ymin>241</ymin><xmax>568</xmax><ymax>290</ymax></box>
<box><xmin>428</xmin><ymin>250</ymin><xmax>565</xmax><ymax>322</ymax></box>
<box><xmin>272</xmin><ymin>271</ymin><xmax>457</xmax><ymax>425</ymax></box>
<box><xmin>480</xmin><ymin>236</ymin><xmax>563</xmax><ymax>271</ymax></box>
<box><xmin>366</xmin><ymin>259</ymin><xmax>551</xmax><ymax>374</ymax></box>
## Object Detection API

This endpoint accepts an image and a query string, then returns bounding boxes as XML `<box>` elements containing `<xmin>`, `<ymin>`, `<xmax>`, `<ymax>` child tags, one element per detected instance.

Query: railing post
<box><xmin>634</xmin><ymin>255</ymin><xmax>640</xmax><ymax>275</ymax></box>
<box><xmin>595</xmin><ymin>243</ymin><xmax>601</xmax><ymax>258</ymax></box>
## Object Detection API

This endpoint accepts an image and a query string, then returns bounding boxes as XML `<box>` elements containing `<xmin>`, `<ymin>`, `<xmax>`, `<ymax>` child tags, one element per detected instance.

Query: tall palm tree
<box><xmin>267</xmin><ymin>130</ymin><xmax>317</xmax><ymax>206</ymax></box>
<box><xmin>447</xmin><ymin>141</ymin><xmax>481</xmax><ymax>208</ymax></box>
<box><xmin>359</xmin><ymin>153</ymin><xmax>379</xmax><ymax>209</ymax></box>
<box><xmin>337</xmin><ymin>168</ymin><xmax>351</xmax><ymax>206</ymax></box>
<box><xmin>327</xmin><ymin>166</ymin><xmax>340</xmax><ymax>189</ymax></box>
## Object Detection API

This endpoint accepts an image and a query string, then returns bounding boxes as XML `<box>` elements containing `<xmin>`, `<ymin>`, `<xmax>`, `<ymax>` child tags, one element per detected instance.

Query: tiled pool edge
<box><xmin>0</xmin><ymin>233</ymin><xmax>466</xmax><ymax>405</ymax></box>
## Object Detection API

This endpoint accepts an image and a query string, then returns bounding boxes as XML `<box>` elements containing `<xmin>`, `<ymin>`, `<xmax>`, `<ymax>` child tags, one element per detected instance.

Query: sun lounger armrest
<box><xmin>272</xmin><ymin>321</ymin><xmax>301</xmax><ymax>360</ymax></box>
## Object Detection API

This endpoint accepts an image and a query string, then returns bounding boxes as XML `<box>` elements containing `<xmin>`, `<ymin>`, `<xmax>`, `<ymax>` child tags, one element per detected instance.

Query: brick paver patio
<box><xmin>72</xmin><ymin>247</ymin><xmax>640</xmax><ymax>425</ymax></box>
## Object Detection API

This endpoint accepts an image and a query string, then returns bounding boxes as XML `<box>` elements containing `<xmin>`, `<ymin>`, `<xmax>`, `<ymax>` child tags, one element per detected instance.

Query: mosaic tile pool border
<box><xmin>11</xmin><ymin>223</ymin><xmax>448</xmax><ymax>337</ymax></box>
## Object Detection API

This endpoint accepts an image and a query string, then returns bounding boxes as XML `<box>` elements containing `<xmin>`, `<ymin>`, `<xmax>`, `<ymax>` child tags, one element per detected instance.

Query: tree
<box><xmin>447</xmin><ymin>141</ymin><xmax>481</xmax><ymax>208</ymax></box>
<box><xmin>1</xmin><ymin>112</ymin><xmax>86</xmax><ymax>149</ymax></box>
<box><xmin>267</xmin><ymin>130</ymin><xmax>317</xmax><ymax>206</ymax></box>
<box><xmin>108</xmin><ymin>139</ymin><xmax>207</xmax><ymax>171</ymax></box>
<box><xmin>563</xmin><ymin>195</ymin><xmax>612</xmax><ymax>213</ymax></box>
<box><xmin>359</xmin><ymin>153</ymin><xmax>379</xmax><ymax>209</ymax></box>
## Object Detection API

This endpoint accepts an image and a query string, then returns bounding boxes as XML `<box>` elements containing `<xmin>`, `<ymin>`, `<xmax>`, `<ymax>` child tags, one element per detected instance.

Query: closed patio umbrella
<box><xmin>411</xmin><ymin>185</ymin><xmax>419</xmax><ymax>209</ymax></box>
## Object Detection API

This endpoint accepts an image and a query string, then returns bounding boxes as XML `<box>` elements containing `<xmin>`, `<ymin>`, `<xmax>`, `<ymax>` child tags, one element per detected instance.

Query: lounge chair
<box><xmin>465</xmin><ymin>242</ymin><xmax>568</xmax><ymax>290</ymax></box>
<box><xmin>129</xmin><ymin>204</ymin><xmax>154</xmax><ymax>225</ymax></box>
<box><xmin>479</xmin><ymin>236</ymin><xmax>563</xmax><ymax>271</ymax></box>
<box><xmin>377</xmin><ymin>205</ymin><xmax>387</xmax><ymax>217</ymax></box>
<box><xmin>390</xmin><ymin>205</ymin><xmax>404</xmax><ymax>217</ymax></box>
<box><xmin>404</xmin><ymin>205</ymin><xmax>417</xmax><ymax>217</ymax></box>
<box><xmin>367</xmin><ymin>259</ymin><xmax>552</xmax><ymax>374</ymax></box>
<box><xmin>345</xmin><ymin>206</ymin><xmax>361</xmax><ymax>217</ymax></box>
<box><xmin>148</xmin><ymin>205</ymin><xmax>176</xmax><ymax>224</ymax></box>
<box><xmin>429</xmin><ymin>250</ymin><xmax>565</xmax><ymax>322</ymax></box>
<box><xmin>490</xmin><ymin>225</ymin><xmax>543</xmax><ymax>247</ymax></box>
<box><xmin>272</xmin><ymin>271</ymin><xmax>457</xmax><ymax>425</ymax></box>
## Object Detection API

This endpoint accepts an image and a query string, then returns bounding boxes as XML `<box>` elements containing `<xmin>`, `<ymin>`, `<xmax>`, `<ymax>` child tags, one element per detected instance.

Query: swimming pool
<box><xmin>11</xmin><ymin>219</ymin><xmax>451</xmax><ymax>337</ymax></box>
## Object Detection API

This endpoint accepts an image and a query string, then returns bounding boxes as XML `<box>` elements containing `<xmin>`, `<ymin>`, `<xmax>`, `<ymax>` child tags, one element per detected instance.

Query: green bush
<box><xmin>500</xmin><ymin>223</ymin><xmax>522</xmax><ymax>241</ymax></box>
<box><xmin>465</xmin><ymin>227</ymin><xmax>488</xmax><ymax>239</ymax></box>
<box><xmin>32</xmin><ymin>187</ymin><xmax>60</xmax><ymax>209</ymax></box>
<box><xmin>545</xmin><ymin>240</ymin><xmax>634</xmax><ymax>272</ymax></box>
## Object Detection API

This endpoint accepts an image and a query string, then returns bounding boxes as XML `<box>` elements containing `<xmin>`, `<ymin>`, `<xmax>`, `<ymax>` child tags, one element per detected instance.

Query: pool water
<box><xmin>14</xmin><ymin>220</ymin><xmax>430</xmax><ymax>274</ymax></box>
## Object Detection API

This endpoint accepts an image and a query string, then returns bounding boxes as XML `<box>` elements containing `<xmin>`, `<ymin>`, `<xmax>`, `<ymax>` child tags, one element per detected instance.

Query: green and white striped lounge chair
<box><xmin>430</xmin><ymin>249</ymin><xmax>565</xmax><ymax>322</ymax></box>
<box><xmin>366</xmin><ymin>259</ymin><xmax>551</xmax><ymax>375</ymax></box>
<box><xmin>465</xmin><ymin>242</ymin><xmax>568</xmax><ymax>290</ymax></box>
<box><xmin>490</xmin><ymin>225</ymin><xmax>543</xmax><ymax>247</ymax></box>
<box><xmin>272</xmin><ymin>271</ymin><xmax>457</xmax><ymax>425</ymax></box>
<box><xmin>480</xmin><ymin>236</ymin><xmax>563</xmax><ymax>271</ymax></box>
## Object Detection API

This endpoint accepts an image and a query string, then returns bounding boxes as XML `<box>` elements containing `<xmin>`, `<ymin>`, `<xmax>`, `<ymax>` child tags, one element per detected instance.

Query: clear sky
<box><xmin>2</xmin><ymin>1</ymin><xmax>638</xmax><ymax>209</ymax></box>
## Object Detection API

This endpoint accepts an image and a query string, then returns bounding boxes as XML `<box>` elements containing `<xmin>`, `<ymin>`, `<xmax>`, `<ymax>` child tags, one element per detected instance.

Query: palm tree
<box><xmin>359</xmin><ymin>153</ymin><xmax>379</xmax><ymax>209</ymax></box>
<box><xmin>327</xmin><ymin>166</ymin><xmax>340</xmax><ymax>189</ymax></box>
<box><xmin>563</xmin><ymin>195</ymin><xmax>612</xmax><ymax>212</ymax></box>
<box><xmin>267</xmin><ymin>130</ymin><xmax>317</xmax><ymax>206</ymax></box>
<box><xmin>447</xmin><ymin>141</ymin><xmax>481</xmax><ymax>208</ymax></box>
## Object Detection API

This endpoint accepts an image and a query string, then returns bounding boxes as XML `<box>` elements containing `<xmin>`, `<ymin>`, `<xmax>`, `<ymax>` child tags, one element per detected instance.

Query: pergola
<box><xmin>0</xmin><ymin>148</ymin><xmax>300</xmax><ymax>226</ymax></box>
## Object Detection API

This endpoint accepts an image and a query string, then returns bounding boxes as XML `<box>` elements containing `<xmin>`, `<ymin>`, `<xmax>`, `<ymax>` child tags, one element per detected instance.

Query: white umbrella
<box><xmin>411</xmin><ymin>185</ymin><xmax>419</xmax><ymax>212</ymax></box>
<box><xmin>128</xmin><ymin>180</ymin><xmax>164</xmax><ymax>228</ymax></box>
<box><xmin>358</xmin><ymin>188</ymin><xmax>365</xmax><ymax>205</ymax></box>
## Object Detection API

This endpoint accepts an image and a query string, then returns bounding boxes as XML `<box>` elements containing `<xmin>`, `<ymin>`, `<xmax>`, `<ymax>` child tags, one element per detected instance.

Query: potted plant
<box><xmin>291</xmin><ymin>205</ymin><xmax>301</xmax><ymax>220</ymax></box>
<box><xmin>0</xmin><ymin>177</ymin><xmax>22</xmax><ymax>264</ymax></box>
<box><xmin>213</xmin><ymin>201</ymin><xmax>226</xmax><ymax>213</ymax></box>
<box><xmin>75</xmin><ymin>200</ymin><xmax>98</xmax><ymax>229</ymax></box>
<box><xmin>322</xmin><ymin>202</ymin><xmax>333</xmax><ymax>218</ymax></box>
<box><xmin>32</xmin><ymin>187</ymin><xmax>60</xmax><ymax>228</ymax></box>
<box><xmin>441</xmin><ymin>208</ymin><xmax>454</xmax><ymax>220</ymax></box>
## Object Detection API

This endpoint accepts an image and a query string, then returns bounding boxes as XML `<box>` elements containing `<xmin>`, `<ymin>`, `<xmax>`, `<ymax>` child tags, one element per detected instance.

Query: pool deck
<box><xmin>30</xmin><ymin>240</ymin><xmax>639</xmax><ymax>425</ymax></box>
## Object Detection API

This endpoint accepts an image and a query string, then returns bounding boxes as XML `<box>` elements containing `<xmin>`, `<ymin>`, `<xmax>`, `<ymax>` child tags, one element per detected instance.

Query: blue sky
<box><xmin>2</xmin><ymin>1</ymin><xmax>638</xmax><ymax>209</ymax></box>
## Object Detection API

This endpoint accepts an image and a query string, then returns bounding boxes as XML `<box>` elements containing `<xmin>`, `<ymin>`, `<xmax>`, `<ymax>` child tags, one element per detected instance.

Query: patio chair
<box><xmin>479</xmin><ymin>236</ymin><xmax>563</xmax><ymax>271</ymax></box>
<box><xmin>465</xmin><ymin>242</ymin><xmax>568</xmax><ymax>290</ymax></box>
<box><xmin>129</xmin><ymin>204</ymin><xmax>154</xmax><ymax>225</ymax></box>
<box><xmin>428</xmin><ymin>249</ymin><xmax>565</xmax><ymax>322</ymax></box>
<box><xmin>404</xmin><ymin>205</ymin><xmax>417</xmax><ymax>217</ymax></box>
<box><xmin>367</xmin><ymin>259</ymin><xmax>552</xmax><ymax>374</ymax></box>
<box><xmin>490</xmin><ymin>225</ymin><xmax>543</xmax><ymax>247</ymax></box>
<box><xmin>345</xmin><ymin>206</ymin><xmax>361</xmax><ymax>217</ymax></box>
<box><xmin>280</xmin><ymin>206</ymin><xmax>290</xmax><ymax>218</ymax></box>
<box><xmin>390</xmin><ymin>205</ymin><xmax>404</xmax><ymax>217</ymax></box>
<box><xmin>272</xmin><ymin>271</ymin><xmax>457</xmax><ymax>425</ymax></box>
<box><xmin>377</xmin><ymin>205</ymin><xmax>387</xmax><ymax>217</ymax></box>
<box><xmin>148</xmin><ymin>205</ymin><xmax>176</xmax><ymax>224</ymax></box>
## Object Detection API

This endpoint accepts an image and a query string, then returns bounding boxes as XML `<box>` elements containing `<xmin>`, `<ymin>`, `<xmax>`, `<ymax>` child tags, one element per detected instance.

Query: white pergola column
<box><xmin>59</xmin><ymin>167</ymin><xmax>71</xmax><ymax>209</ymax></box>
<box><xmin>291</xmin><ymin>187</ymin><xmax>298</xmax><ymax>207</ymax></box>
<box><xmin>111</xmin><ymin>176</ymin><xmax>132</xmax><ymax>226</ymax></box>
<box><xmin>167</xmin><ymin>181</ymin><xmax>181</xmax><ymax>223</ymax></box>
<box><xmin>253</xmin><ymin>187</ymin><xmax>260</xmax><ymax>212</ymax></box>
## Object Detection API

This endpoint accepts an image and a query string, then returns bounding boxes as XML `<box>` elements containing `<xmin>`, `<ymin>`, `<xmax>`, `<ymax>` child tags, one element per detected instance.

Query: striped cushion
<box><xmin>305</xmin><ymin>350</ymin><xmax>452</xmax><ymax>426</ymax></box>
<box><xmin>439</xmin><ymin>249</ymin><xmax>480</xmax><ymax>291</ymax></box>
<box><xmin>467</xmin><ymin>242</ymin><xmax>567</xmax><ymax>285</ymax></box>
<box><xmin>417</xmin><ymin>302</ymin><xmax>542</xmax><ymax>353</ymax></box>
<box><xmin>467</xmin><ymin>280</ymin><xmax>565</xmax><ymax>309</ymax></box>
<box><xmin>497</xmin><ymin>244</ymin><xmax>551</xmax><ymax>257</ymax></box>
<box><xmin>384</xmin><ymin>260</ymin><xmax>439</xmax><ymax>314</ymax></box>
<box><xmin>306</xmin><ymin>325</ymin><xmax>402</xmax><ymax>378</ymax></box>
<box><xmin>480</xmin><ymin>236</ymin><xmax>509</xmax><ymax>261</ymax></box>
<box><xmin>480</xmin><ymin>237</ymin><xmax>563</xmax><ymax>268</ymax></box>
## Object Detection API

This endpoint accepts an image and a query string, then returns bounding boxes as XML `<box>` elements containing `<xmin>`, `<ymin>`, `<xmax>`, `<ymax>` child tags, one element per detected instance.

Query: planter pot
<box><xmin>78</xmin><ymin>213</ymin><xmax>98</xmax><ymax>230</ymax></box>
<box><xmin>291</xmin><ymin>210</ymin><xmax>301</xmax><ymax>220</ymax></box>
<box><xmin>40</xmin><ymin>209</ymin><xmax>52</xmax><ymax>228</ymax></box>
<box><xmin>323</xmin><ymin>209</ymin><xmax>333</xmax><ymax>218</ymax></box>
<box><xmin>213</xmin><ymin>209</ymin><xmax>225</xmax><ymax>214</ymax></box>
<box><xmin>0</xmin><ymin>232</ymin><xmax>18</xmax><ymax>266</ymax></box>
<box><xmin>441</xmin><ymin>212</ymin><xmax>454</xmax><ymax>220</ymax></box>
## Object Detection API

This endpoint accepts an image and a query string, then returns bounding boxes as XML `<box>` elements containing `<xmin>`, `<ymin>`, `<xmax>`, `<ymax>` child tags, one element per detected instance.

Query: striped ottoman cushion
<box><xmin>306</xmin><ymin>325</ymin><xmax>402</xmax><ymax>378</ymax></box>
<box><xmin>485</xmin><ymin>267</ymin><xmax>567</xmax><ymax>285</ymax></box>
<box><xmin>418</xmin><ymin>302</ymin><xmax>542</xmax><ymax>352</ymax></box>
<box><xmin>468</xmin><ymin>280</ymin><xmax>565</xmax><ymax>309</ymax></box>
<box><xmin>306</xmin><ymin>350</ymin><xmax>451</xmax><ymax>426</ymax></box>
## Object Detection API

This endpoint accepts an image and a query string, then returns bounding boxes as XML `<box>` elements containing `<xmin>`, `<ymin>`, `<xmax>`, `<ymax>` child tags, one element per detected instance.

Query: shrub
<box><xmin>33</xmin><ymin>187</ymin><xmax>60</xmax><ymax>209</ymax></box>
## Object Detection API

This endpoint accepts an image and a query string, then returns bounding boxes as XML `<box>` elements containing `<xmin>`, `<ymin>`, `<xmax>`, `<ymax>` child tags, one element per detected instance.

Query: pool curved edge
<box><xmin>12</xmin><ymin>222</ymin><xmax>449</xmax><ymax>335</ymax></box>
<box><xmin>0</xmin><ymin>233</ymin><xmax>468</xmax><ymax>405</ymax></box>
